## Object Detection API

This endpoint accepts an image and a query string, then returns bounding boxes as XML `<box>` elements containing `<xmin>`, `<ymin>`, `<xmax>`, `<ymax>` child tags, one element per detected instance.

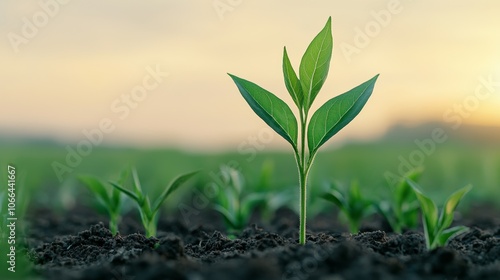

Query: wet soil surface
<box><xmin>20</xmin><ymin>204</ymin><xmax>500</xmax><ymax>279</ymax></box>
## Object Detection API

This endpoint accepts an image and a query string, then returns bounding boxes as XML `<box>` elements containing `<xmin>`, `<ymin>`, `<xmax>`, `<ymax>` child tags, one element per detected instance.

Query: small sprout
<box><xmin>260</xmin><ymin>190</ymin><xmax>293</xmax><ymax>222</ymax></box>
<box><xmin>255</xmin><ymin>160</ymin><xmax>275</xmax><ymax>193</ymax></box>
<box><xmin>213</xmin><ymin>166</ymin><xmax>265</xmax><ymax>233</ymax></box>
<box><xmin>229</xmin><ymin>17</ymin><xmax>379</xmax><ymax>244</ymax></box>
<box><xmin>375</xmin><ymin>168</ymin><xmax>422</xmax><ymax>233</ymax></box>
<box><xmin>79</xmin><ymin>169</ymin><xmax>129</xmax><ymax>235</ymax></box>
<box><xmin>110</xmin><ymin>168</ymin><xmax>198</xmax><ymax>237</ymax></box>
<box><xmin>253</xmin><ymin>161</ymin><xmax>292</xmax><ymax>222</ymax></box>
<box><xmin>321</xmin><ymin>181</ymin><xmax>373</xmax><ymax>233</ymax></box>
<box><xmin>407</xmin><ymin>179</ymin><xmax>472</xmax><ymax>250</ymax></box>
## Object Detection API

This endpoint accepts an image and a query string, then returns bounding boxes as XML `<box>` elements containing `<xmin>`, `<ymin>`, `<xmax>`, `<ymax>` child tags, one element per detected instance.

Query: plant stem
<box><xmin>146</xmin><ymin>219</ymin><xmax>156</xmax><ymax>238</ymax></box>
<box><xmin>299</xmin><ymin>168</ymin><xmax>307</xmax><ymax>244</ymax></box>
<box><xmin>109</xmin><ymin>213</ymin><xmax>118</xmax><ymax>235</ymax></box>
<box><xmin>348</xmin><ymin>219</ymin><xmax>359</xmax><ymax>234</ymax></box>
<box><xmin>297</xmin><ymin>109</ymin><xmax>313</xmax><ymax>245</ymax></box>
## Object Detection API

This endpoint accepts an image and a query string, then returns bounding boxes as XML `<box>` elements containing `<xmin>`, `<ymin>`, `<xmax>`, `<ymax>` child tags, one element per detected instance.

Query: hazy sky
<box><xmin>1</xmin><ymin>0</ymin><xmax>500</xmax><ymax>150</ymax></box>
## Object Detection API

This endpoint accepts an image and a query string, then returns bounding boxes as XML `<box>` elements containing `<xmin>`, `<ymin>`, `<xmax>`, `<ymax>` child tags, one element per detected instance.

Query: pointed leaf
<box><xmin>268</xmin><ymin>191</ymin><xmax>292</xmax><ymax>210</ymax></box>
<box><xmin>407</xmin><ymin>179</ymin><xmax>438</xmax><ymax>248</ymax></box>
<box><xmin>439</xmin><ymin>185</ymin><xmax>472</xmax><ymax>230</ymax></box>
<box><xmin>436</xmin><ymin>226</ymin><xmax>469</xmax><ymax>247</ymax></box>
<box><xmin>321</xmin><ymin>190</ymin><xmax>346</xmax><ymax>212</ymax></box>
<box><xmin>375</xmin><ymin>201</ymin><xmax>400</xmax><ymax>233</ymax></box>
<box><xmin>349</xmin><ymin>181</ymin><xmax>361</xmax><ymax>201</ymax></box>
<box><xmin>110</xmin><ymin>182</ymin><xmax>140</xmax><ymax>203</ymax></box>
<box><xmin>219</xmin><ymin>166</ymin><xmax>242</xmax><ymax>210</ymax></box>
<box><xmin>299</xmin><ymin>17</ymin><xmax>333</xmax><ymax>110</ymax></box>
<box><xmin>283</xmin><ymin>47</ymin><xmax>303</xmax><ymax>108</ymax></box>
<box><xmin>79</xmin><ymin>176</ymin><xmax>111</xmax><ymax>205</ymax></box>
<box><xmin>228</xmin><ymin>167</ymin><xmax>244</xmax><ymax>196</ymax></box>
<box><xmin>111</xmin><ymin>188</ymin><xmax>121</xmax><ymax>210</ymax></box>
<box><xmin>218</xmin><ymin>165</ymin><xmax>232</xmax><ymax>186</ymax></box>
<box><xmin>229</xmin><ymin>74</ymin><xmax>298</xmax><ymax>146</ymax></box>
<box><xmin>117</xmin><ymin>167</ymin><xmax>132</xmax><ymax>186</ymax></box>
<box><xmin>143</xmin><ymin>196</ymin><xmax>153</xmax><ymax>219</ymax></box>
<box><xmin>307</xmin><ymin>75</ymin><xmax>379</xmax><ymax>153</ymax></box>
<box><xmin>152</xmin><ymin>171</ymin><xmax>198</xmax><ymax>214</ymax></box>
<box><xmin>395</xmin><ymin>167</ymin><xmax>423</xmax><ymax>206</ymax></box>
<box><xmin>131</xmin><ymin>168</ymin><xmax>143</xmax><ymax>198</ymax></box>
<box><xmin>214</xmin><ymin>205</ymin><xmax>239</xmax><ymax>230</ymax></box>
<box><xmin>240</xmin><ymin>193</ymin><xmax>266</xmax><ymax>221</ymax></box>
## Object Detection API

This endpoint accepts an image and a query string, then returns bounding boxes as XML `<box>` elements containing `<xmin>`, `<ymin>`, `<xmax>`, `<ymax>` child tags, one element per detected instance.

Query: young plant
<box><xmin>261</xmin><ymin>190</ymin><xmax>293</xmax><ymax>222</ymax></box>
<box><xmin>407</xmin><ymin>179</ymin><xmax>472</xmax><ymax>250</ymax></box>
<box><xmin>213</xmin><ymin>165</ymin><xmax>265</xmax><ymax>233</ymax></box>
<box><xmin>253</xmin><ymin>161</ymin><xmax>293</xmax><ymax>222</ymax></box>
<box><xmin>321</xmin><ymin>181</ymin><xmax>373</xmax><ymax>233</ymax></box>
<box><xmin>110</xmin><ymin>168</ymin><xmax>197</xmax><ymax>237</ymax></box>
<box><xmin>228</xmin><ymin>17</ymin><xmax>379</xmax><ymax>244</ymax></box>
<box><xmin>79</xmin><ymin>169</ymin><xmax>130</xmax><ymax>235</ymax></box>
<box><xmin>376</xmin><ymin>168</ymin><xmax>423</xmax><ymax>233</ymax></box>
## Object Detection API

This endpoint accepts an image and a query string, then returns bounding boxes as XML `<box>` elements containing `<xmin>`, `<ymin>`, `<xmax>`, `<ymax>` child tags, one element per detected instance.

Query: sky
<box><xmin>1</xmin><ymin>0</ymin><xmax>500</xmax><ymax>150</ymax></box>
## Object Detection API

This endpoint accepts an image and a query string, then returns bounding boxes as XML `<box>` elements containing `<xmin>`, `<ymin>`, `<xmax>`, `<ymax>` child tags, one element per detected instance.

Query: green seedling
<box><xmin>111</xmin><ymin>168</ymin><xmax>197</xmax><ymax>237</ymax></box>
<box><xmin>261</xmin><ymin>190</ymin><xmax>293</xmax><ymax>222</ymax></box>
<box><xmin>321</xmin><ymin>181</ymin><xmax>373</xmax><ymax>233</ymax></box>
<box><xmin>376</xmin><ymin>168</ymin><xmax>423</xmax><ymax>233</ymax></box>
<box><xmin>407</xmin><ymin>179</ymin><xmax>472</xmax><ymax>250</ymax></box>
<box><xmin>253</xmin><ymin>161</ymin><xmax>292</xmax><ymax>222</ymax></box>
<box><xmin>213</xmin><ymin>165</ymin><xmax>265</xmax><ymax>233</ymax></box>
<box><xmin>79</xmin><ymin>169</ymin><xmax>130</xmax><ymax>235</ymax></box>
<box><xmin>229</xmin><ymin>17</ymin><xmax>379</xmax><ymax>244</ymax></box>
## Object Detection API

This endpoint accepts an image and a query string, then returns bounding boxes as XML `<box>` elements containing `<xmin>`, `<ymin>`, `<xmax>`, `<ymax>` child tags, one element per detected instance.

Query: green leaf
<box><xmin>143</xmin><ymin>196</ymin><xmax>153</xmax><ymax>219</ymax></box>
<box><xmin>110</xmin><ymin>182</ymin><xmax>140</xmax><ymax>203</ymax></box>
<box><xmin>214</xmin><ymin>204</ymin><xmax>239</xmax><ymax>230</ymax></box>
<box><xmin>79</xmin><ymin>176</ymin><xmax>111</xmax><ymax>206</ymax></box>
<box><xmin>436</xmin><ymin>226</ymin><xmax>469</xmax><ymax>247</ymax></box>
<box><xmin>307</xmin><ymin>74</ymin><xmax>379</xmax><ymax>153</ymax></box>
<box><xmin>241</xmin><ymin>193</ymin><xmax>266</xmax><ymax>216</ymax></box>
<box><xmin>439</xmin><ymin>185</ymin><xmax>472</xmax><ymax>230</ymax></box>
<box><xmin>283</xmin><ymin>47</ymin><xmax>303</xmax><ymax>108</ymax></box>
<box><xmin>267</xmin><ymin>190</ymin><xmax>292</xmax><ymax>211</ymax></box>
<box><xmin>348</xmin><ymin>182</ymin><xmax>367</xmax><ymax>216</ymax></box>
<box><xmin>299</xmin><ymin>17</ymin><xmax>333</xmax><ymax>111</ymax></box>
<box><xmin>152</xmin><ymin>171</ymin><xmax>198</xmax><ymax>214</ymax></box>
<box><xmin>401</xmin><ymin>205</ymin><xmax>419</xmax><ymax>229</ymax></box>
<box><xmin>117</xmin><ymin>167</ymin><xmax>132</xmax><ymax>186</ymax></box>
<box><xmin>111</xmin><ymin>188</ymin><xmax>121</xmax><ymax>210</ymax></box>
<box><xmin>375</xmin><ymin>201</ymin><xmax>400</xmax><ymax>233</ymax></box>
<box><xmin>349</xmin><ymin>181</ymin><xmax>361</xmax><ymax>201</ymax></box>
<box><xmin>227</xmin><ymin>167</ymin><xmax>244</xmax><ymax>195</ymax></box>
<box><xmin>131</xmin><ymin>168</ymin><xmax>144</xmax><ymax>198</ymax></box>
<box><xmin>229</xmin><ymin>74</ymin><xmax>298</xmax><ymax>147</ymax></box>
<box><xmin>395</xmin><ymin>167</ymin><xmax>423</xmax><ymax>206</ymax></box>
<box><xmin>321</xmin><ymin>190</ymin><xmax>346</xmax><ymax>212</ymax></box>
<box><xmin>407</xmin><ymin>179</ymin><xmax>438</xmax><ymax>248</ymax></box>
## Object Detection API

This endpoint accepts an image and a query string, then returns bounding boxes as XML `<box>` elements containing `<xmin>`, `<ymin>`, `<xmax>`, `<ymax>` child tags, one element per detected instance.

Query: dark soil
<box><xmin>18</xmin><ymin>204</ymin><xmax>500</xmax><ymax>279</ymax></box>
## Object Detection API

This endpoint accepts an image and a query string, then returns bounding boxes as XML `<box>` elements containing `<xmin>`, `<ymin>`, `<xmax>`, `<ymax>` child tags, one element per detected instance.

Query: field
<box><xmin>1</xmin><ymin>124</ymin><xmax>499</xmax><ymax>279</ymax></box>
<box><xmin>3</xmin><ymin>1</ymin><xmax>500</xmax><ymax>279</ymax></box>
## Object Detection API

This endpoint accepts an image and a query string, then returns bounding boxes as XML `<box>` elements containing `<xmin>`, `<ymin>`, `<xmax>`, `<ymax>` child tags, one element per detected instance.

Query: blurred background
<box><xmin>1</xmin><ymin>0</ymin><xmax>499</xmax><ymax>212</ymax></box>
